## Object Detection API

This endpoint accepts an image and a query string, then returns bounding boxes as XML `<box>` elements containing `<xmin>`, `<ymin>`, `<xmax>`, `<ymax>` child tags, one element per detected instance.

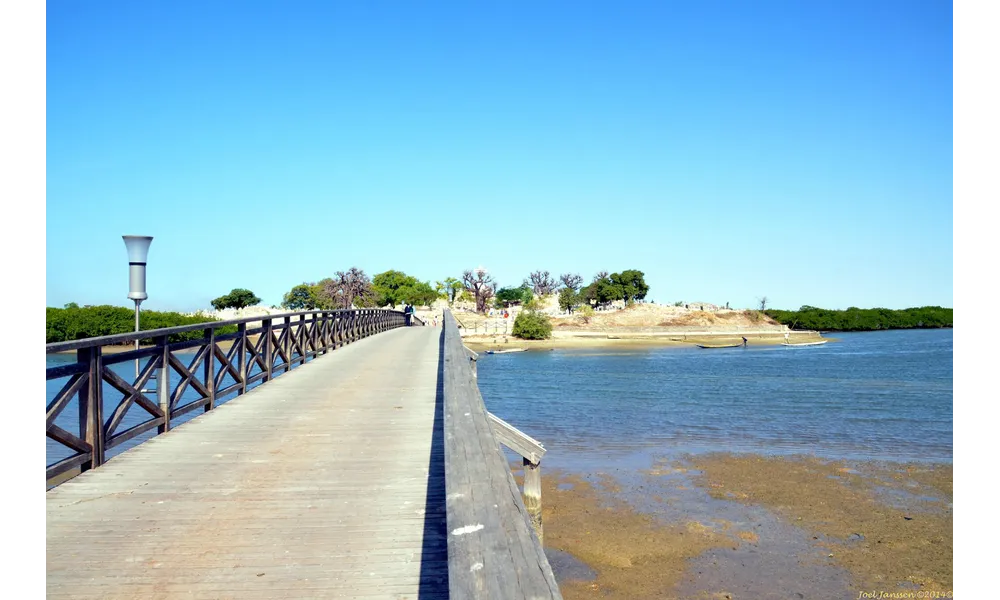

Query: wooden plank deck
<box><xmin>47</xmin><ymin>326</ymin><xmax>447</xmax><ymax>599</ymax></box>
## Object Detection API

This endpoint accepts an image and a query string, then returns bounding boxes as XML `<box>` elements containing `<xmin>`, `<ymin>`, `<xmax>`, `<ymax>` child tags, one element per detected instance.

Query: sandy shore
<box><xmin>532</xmin><ymin>454</ymin><xmax>952</xmax><ymax>599</ymax></box>
<box><xmin>463</xmin><ymin>329</ymin><xmax>831</xmax><ymax>352</ymax></box>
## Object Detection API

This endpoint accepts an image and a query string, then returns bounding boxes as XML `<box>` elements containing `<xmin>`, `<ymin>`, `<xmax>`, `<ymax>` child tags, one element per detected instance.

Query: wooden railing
<box><xmin>46</xmin><ymin>308</ymin><xmax>409</xmax><ymax>486</ymax></box>
<box><xmin>441</xmin><ymin>309</ymin><xmax>562</xmax><ymax>599</ymax></box>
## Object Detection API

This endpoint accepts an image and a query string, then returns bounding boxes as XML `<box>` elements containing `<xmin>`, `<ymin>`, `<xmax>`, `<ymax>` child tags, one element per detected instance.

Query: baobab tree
<box><xmin>462</xmin><ymin>267</ymin><xmax>497</xmax><ymax>314</ymax></box>
<box><xmin>526</xmin><ymin>270</ymin><xmax>558</xmax><ymax>296</ymax></box>
<box><xmin>324</xmin><ymin>267</ymin><xmax>376</xmax><ymax>309</ymax></box>
<box><xmin>559</xmin><ymin>273</ymin><xmax>583</xmax><ymax>291</ymax></box>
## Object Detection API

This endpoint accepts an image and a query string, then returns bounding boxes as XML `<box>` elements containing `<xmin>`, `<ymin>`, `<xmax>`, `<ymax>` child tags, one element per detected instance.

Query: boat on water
<box><xmin>782</xmin><ymin>340</ymin><xmax>828</xmax><ymax>347</ymax></box>
<box><xmin>695</xmin><ymin>343</ymin><xmax>742</xmax><ymax>349</ymax></box>
<box><xmin>485</xmin><ymin>348</ymin><xmax>527</xmax><ymax>354</ymax></box>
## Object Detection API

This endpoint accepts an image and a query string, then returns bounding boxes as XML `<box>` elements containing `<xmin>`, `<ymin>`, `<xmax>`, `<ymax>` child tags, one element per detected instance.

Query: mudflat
<box><xmin>535</xmin><ymin>454</ymin><xmax>952</xmax><ymax>599</ymax></box>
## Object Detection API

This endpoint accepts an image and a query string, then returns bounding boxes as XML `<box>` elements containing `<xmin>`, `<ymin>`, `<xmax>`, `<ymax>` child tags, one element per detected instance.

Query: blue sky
<box><xmin>46</xmin><ymin>0</ymin><xmax>953</xmax><ymax>312</ymax></box>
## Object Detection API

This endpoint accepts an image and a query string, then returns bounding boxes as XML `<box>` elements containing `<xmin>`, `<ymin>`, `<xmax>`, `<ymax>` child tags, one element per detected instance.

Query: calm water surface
<box><xmin>47</xmin><ymin>329</ymin><xmax>952</xmax><ymax>471</ymax></box>
<box><xmin>477</xmin><ymin>329</ymin><xmax>952</xmax><ymax>469</ymax></box>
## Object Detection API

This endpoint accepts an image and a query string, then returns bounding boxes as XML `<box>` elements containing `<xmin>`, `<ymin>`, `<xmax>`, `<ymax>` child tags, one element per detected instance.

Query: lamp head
<box><xmin>123</xmin><ymin>236</ymin><xmax>153</xmax><ymax>301</ymax></box>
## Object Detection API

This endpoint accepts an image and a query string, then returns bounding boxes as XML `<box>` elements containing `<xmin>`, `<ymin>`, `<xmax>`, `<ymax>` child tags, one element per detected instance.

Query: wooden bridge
<box><xmin>46</xmin><ymin>309</ymin><xmax>560</xmax><ymax>599</ymax></box>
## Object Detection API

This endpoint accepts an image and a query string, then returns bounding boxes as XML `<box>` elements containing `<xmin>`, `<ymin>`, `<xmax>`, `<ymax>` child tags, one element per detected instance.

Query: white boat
<box><xmin>485</xmin><ymin>348</ymin><xmax>527</xmax><ymax>354</ymax></box>
<box><xmin>781</xmin><ymin>340</ymin><xmax>828</xmax><ymax>347</ymax></box>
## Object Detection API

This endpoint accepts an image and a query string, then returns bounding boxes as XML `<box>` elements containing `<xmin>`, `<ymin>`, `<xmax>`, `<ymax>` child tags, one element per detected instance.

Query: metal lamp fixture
<box><xmin>123</xmin><ymin>236</ymin><xmax>153</xmax><ymax>378</ymax></box>
<box><xmin>124</xmin><ymin>235</ymin><xmax>153</xmax><ymax>301</ymax></box>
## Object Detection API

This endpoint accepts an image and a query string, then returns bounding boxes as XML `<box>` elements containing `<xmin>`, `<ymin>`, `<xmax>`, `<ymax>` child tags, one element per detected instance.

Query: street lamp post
<box><xmin>123</xmin><ymin>236</ymin><xmax>153</xmax><ymax>379</ymax></box>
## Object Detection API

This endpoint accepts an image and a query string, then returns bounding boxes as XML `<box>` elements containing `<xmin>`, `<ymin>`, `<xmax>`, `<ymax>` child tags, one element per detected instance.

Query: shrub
<box><xmin>47</xmin><ymin>305</ymin><xmax>236</xmax><ymax>345</ymax></box>
<box><xmin>512</xmin><ymin>310</ymin><xmax>552</xmax><ymax>340</ymax></box>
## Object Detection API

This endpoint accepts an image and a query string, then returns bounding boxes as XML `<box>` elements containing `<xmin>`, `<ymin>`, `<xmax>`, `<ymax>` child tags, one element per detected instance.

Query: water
<box><xmin>48</xmin><ymin>329</ymin><xmax>952</xmax><ymax>472</ymax></box>
<box><xmin>477</xmin><ymin>329</ymin><xmax>952</xmax><ymax>469</ymax></box>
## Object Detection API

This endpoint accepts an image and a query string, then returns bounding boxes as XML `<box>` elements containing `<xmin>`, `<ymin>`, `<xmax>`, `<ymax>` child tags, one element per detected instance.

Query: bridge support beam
<box><xmin>523</xmin><ymin>457</ymin><xmax>543</xmax><ymax>544</ymax></box>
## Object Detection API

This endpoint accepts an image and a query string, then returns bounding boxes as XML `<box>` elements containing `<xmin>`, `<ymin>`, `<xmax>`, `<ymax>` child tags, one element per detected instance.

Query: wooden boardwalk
<box><xmin>47</xmin><ymin>326</ymin><xmax>447</xmax><ymax>599</ymax></box>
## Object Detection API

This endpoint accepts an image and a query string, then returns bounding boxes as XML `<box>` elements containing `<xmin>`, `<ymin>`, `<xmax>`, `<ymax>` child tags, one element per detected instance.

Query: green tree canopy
<box><xmin>47</xmin><ymin>305</ymin><xmax>235</xmax><ymax>345</ymax></box>
<box><xmin>609</xmin><ymin>269</ymin><xmax>649</xmax><ymax>305</ymax></box>
<box><xmin>211</xmin><ymin>288</ymin><xmax>261</xmax><ymax>310</ymax></box>
<box><xmin>439</xmin><ymin>277</ymin><xmax>463</xmax><ymax>304</ymax></box>
<box><xmin>558</xmin><ymin>287</ymin><xmax>580</xmax><ymax>312</ymax></box>
<box><xmin>765</xmin><ymin>305</ymin><xmax>953</xmax><ymax>331</ymax></box>
<box><xmin>281</xmin><ymin>284</ymin><xmax>317</xmax><ymax>310</ymax></box>
<box><xmin>373</xmin><ymin>270</ymin><xmax>438</xmax><ymax>308</ymax></box>
<box><xmin>373</xmin><ymin>270</ymin><xmax>419</xmax><ymax>307</ymax></box>
<box><xmin>495</xmin><ymin>284</ymin><xmax>532</xmax><ymax>308</ymax></box>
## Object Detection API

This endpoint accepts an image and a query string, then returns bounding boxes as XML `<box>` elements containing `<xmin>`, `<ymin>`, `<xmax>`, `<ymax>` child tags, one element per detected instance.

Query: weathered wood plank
<box><xmin>46</xmin><ymin>452</ymin><xmax>92</xmax><ymax>482</ymax></box>
<box><xmin>488</xmin><ymin>411</ymin><xmax>547</xmax><ymax>464</ymax></box>
<box><xmin>105</xmin><ymin>417</ymin><xmax>165</xmax><ymax>450</ymax></box>
<box><xmin>48</xmin><ymin>326</ymin><xmax>447</xmax><ymax>598</ymax></box>
<box><xmin>47</xmin><ymin>423</ymin><xmax>92</xmax><ymax>455</ymax></box>
<box><xmin>46</xmin><ymin>373</ymin><xmax>88</xmax><ymax>428</ymax></box>
<box><xmin>441</xmin><ymin>309</ymin><xmax>562</xmax><ymax>599</ymax></box>
<box><xmin>46</xmin><ymin>361</ymin><xmax>88</xmax><ymax>380</ymax></box>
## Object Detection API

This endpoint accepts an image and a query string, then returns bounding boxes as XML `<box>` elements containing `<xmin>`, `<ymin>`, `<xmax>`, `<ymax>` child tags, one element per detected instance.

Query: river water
<box><xmin>476</xmin><ymin>328</ymin><xmax>953</xmax><ymax>469</ymax></box>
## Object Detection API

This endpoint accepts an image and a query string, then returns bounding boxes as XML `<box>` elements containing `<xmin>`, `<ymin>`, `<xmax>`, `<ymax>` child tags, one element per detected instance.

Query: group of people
<box><xmin>401</xmin><ymin>304</ymin><xmax>440</xmax><ymax>327</ymax></box>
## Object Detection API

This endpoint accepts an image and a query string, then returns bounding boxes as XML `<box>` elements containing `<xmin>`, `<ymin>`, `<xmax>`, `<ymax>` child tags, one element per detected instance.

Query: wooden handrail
<box><xmin>441</xmin><ymin>309</ymin><xmax>562</xmax><ymax>599</ymax></box>
<box><xmin>46</xmin><ymin>308</ymin><xmax>408</xmax><ymax>486</ymax></box>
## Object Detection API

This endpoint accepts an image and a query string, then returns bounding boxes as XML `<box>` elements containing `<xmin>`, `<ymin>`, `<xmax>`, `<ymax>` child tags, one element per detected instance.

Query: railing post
<box><xmin>78</xmin><ymin>346</ymin><xmax>104</xmax><ymax>471</ymax></box>
<box><xmin>309</xmin><ymin>313</ymin><xmax>317</xmax><ymax>354</ymax></box>
<box><xmin>156</xmin><ymin>336</ymin><xmax>171</xmax><ymax>433</ymax></box>
<box><xmin>237</xmin><ymin>323</ymin><xmax>247</xmax><ymax>396</ymax></box>
<box><xmin>262</xmin><ymin>318</ymin><xmax>273</xmax><ymax>383</ymax></box>
<box><xmin>320</xmin><ymin>312</ymin><xmax>329</xmax><ymax>353</ymax></box>
<box><xmin>283</xmin><ymin>316</ymin><xmax>292</xmax><ymax>369</ymax></box>
<box><xmin>523</xmin><ymin>457</ymin><xmax>543</xmax><ymax>544</ymax></box>
<box><xmin>298</xmin><ymin>313</ymin><xmax>306</xmax><ymax>361</ymax></box>
<box><xmin>317</xmin><ymin>312</ymin><xmax>325</xmax><ymax>353</ymax></box>
<box><xmin>204</xmin><ymin>327</ymin><xmax>215</xmax><ymax>412</ymax></box>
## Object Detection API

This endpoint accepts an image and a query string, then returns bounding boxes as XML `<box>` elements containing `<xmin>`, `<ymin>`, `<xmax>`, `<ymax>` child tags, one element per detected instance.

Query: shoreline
<box><xmin>463</xmin><ymin>329</ymin><xmax>834</xmax><ymax>352</ymax></box>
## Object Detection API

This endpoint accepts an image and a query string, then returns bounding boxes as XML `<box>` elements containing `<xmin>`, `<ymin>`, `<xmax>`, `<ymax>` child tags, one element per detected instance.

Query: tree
<box><xmin>609</xmin><ymin>270</ymin><xmax>649</xmax><ymax>305</ymax></box>
<box><xmin>439</xmin><ymin>277</ymin><xmax>463</xmax><ymax>304</ymax></box>
<box><xmin>311</xmin><ymin>278</ymin><xmax>337</xmax><ymax>309</ymax></box>
<box><xmin>373</xmin><ymin>270</ymin><xmax>420</xmax><ymax>307</ymax></box>
<box><xmin>211</xmin><ymin>288</ymin><xmax>261</xmax><ymax>310</ymax></box>
<box><xmin>558</xmin><ymin>287</ymin><xmax>579</xmax><ymax>313</ymax></box>
<box><xmin>526</xmin><ymin>270</ymin><xmax>558</xmax><ymax>296</ymax></box>
<box><xmin>495</xmin><ymin>284</ymin><xmax>532</xmax><ymax>308</ymax></box>
<box><xmin>64</xmin><ymin>302</ymin><xmax>79</xmax><ymax>309</ymax></box>
<box><xmin>593</xmin><ymin>277</ymin><xmax>623</xmax><ymax>305</ymax></box>
<box><xmin>758</xmin><ymin>296</ymin><xmax>769</xmax><ymax>311</ymax></box>
<box><xmin>401</xmin><ymin>281</ymin><xmax>439</xmax><ymax>308</ymax></box>
<box><xmin>282</xmin><ymin>284</ymin><xmax>317</xmax><ymax>310</ymax></box>
<box><xmin>325</xmin><ymin>268</ymin><xmax>376</xmax><ymax>309</ymax></box>
<box><xmin>559</xmin><ymin>273</ymin><xmax>583</xmax><ymax>291</ymax></box>
<box><xmin>577</xmin><ymin>304</ymin><xmax>595</xmax><ymax>324</ymax></box>
<box><xmin>462</xmin><ymin>268</ymin><xmax>497</xmax><ymax>314</ymax></box>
